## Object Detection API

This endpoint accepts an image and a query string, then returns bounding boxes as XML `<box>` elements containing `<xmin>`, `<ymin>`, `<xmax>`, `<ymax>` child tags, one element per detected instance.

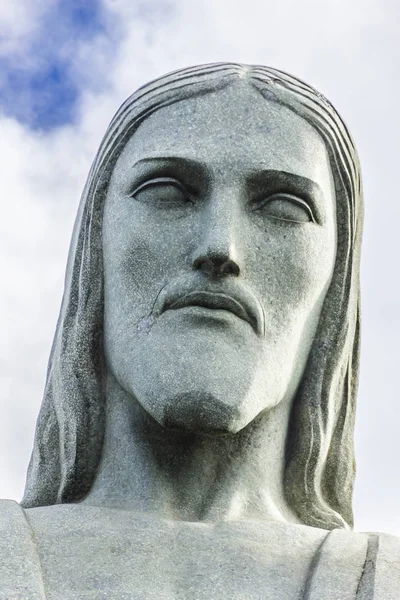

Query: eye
<box><xmin>254</xmin><ymin>193</ymin><xmax>315</xmax><ymax>224</ymax></box>
<box><xmin>129</xmin><ymin>177</ymin><xmax>191</xmax><ymax>206</ymax></box>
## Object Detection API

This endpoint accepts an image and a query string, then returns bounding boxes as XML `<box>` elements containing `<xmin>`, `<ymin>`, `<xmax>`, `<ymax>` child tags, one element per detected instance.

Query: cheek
<box><xmin>254</xmin><ymin>225</ymin><xmax>336</xmax><ymax>323</ymax></box>
<box><xmin>102</xmin><ymin>202</ymin><xmax>192</xmax><ymax>329</ymax></box>
<box><xmin>102</xmin><ymin>216</ymin><xmax>172</xmax><ymax>372</ymax></box>
<box><xmin>104</xmin><ymin>231</ymin><xmax>164</xmax><ymax>319</ymax></box>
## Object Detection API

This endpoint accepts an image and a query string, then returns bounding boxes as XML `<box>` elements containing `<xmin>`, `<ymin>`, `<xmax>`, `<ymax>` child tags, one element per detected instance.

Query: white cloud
<box><xmin>0</xmin><ymin>0</ymin><xmax>56</xmax><ymax>56</ymax></box>
<box><xmin>1</xmin><ymin>0</ymin><xmax>399</xmax><ymax>535</ymax></box>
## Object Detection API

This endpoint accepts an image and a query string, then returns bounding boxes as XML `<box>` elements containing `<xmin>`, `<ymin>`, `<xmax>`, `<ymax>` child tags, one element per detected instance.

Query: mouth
<box><xmin>165</xmin><ymin>291</ymin><xmax>260</xmax><ymax>334</ymax></box>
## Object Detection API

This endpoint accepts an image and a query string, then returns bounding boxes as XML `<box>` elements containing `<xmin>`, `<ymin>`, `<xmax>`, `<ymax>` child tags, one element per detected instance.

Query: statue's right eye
<box><xmin>129</xmin><ymin>177</ymin><xmax>191</xmax><ymax>206</ymax></box>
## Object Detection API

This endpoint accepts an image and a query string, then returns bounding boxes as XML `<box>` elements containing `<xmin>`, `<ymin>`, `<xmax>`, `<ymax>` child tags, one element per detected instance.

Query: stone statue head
<box><xmin>21</xmin><ymin>63</ymin><xmax>363</xmax><ymax>531</ymax></box>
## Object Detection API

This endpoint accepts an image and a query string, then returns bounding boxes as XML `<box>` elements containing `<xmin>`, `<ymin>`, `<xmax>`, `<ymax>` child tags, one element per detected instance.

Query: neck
<box><xmin>83</xmin><ymin>372</ymin><xmax>300</xmax><ymax>523</ymax></box>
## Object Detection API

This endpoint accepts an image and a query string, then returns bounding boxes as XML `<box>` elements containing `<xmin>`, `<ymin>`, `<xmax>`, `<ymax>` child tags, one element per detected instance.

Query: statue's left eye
<box><xmin>129</xmin><ymin>177</ymin><xmax>191</xmax><ymax>206</ymax></box>
<box><xmin>255</xmin><ymin>193</ymin><xmax>315</xmax><ymax>224</ymax></box>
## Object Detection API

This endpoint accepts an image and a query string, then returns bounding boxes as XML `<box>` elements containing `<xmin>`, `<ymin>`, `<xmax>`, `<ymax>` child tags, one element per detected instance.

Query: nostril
<box><xmin>219</xmin><ymin>258</ymin><xmax>240</xmax><ymax>276</ymax></box>
<box><xmin>193</xmin><ymin>254</ymin><xmax>240</xmax><ymax>277</ymax></box>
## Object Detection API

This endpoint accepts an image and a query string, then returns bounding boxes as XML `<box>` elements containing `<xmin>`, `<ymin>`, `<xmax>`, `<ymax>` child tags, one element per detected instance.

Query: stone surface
<box><xmin>2</xmin><ymin>63</ymin><xmax>399</xmax><ymax>598</ymax></box>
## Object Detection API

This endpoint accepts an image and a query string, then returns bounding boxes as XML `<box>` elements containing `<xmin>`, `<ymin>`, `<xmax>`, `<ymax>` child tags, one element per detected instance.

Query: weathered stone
<box><xmin>2</xmin><ymin>63</ymin><xmax>399</xmax><ymax>599</ymax></box>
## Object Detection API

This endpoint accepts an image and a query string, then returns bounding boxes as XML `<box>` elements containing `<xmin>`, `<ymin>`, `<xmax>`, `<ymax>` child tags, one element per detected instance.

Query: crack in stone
<box><xmin>137</xmin><ymin>284</ymin><xmax>167</xmax><ymax>335</ymax></box>
<box><xmin>355</xmin><ymin>534</ymin><xmax>379</xmax><ymax>599</ymax></box>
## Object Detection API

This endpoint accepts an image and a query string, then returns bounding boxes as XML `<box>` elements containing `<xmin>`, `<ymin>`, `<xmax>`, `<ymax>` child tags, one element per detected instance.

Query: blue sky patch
<box><xmin>0</xmin><ymin>0</ymin><xmax>109</xmax><ymax>130</ymax></box>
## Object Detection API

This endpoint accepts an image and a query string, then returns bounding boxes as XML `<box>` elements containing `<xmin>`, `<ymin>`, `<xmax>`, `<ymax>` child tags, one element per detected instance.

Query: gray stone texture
<box><xmin>2</xmin><ymin>63</ymin><xmax>399</xmax><ymax>598</ymax></box>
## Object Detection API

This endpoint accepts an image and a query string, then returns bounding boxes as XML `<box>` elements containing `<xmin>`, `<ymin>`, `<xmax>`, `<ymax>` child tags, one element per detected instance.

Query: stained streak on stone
<box><xmin>355</xmin><ymin>534</ymin><xmax>379</xmax><ymax>600</ymax></box>
<box><xmin>302</xmin><ymin>531</ymin><xmax>331</xmax><ymax>600</ymax></box>
<box><xmin>22</xmin><ymin>505</ymin><xmax>48</xmax><ymax>599</ymax></box>
<box><xmin>303</xmin><ymin>530</ymin><xmax>375</xmax><ymax>600</ymax></box>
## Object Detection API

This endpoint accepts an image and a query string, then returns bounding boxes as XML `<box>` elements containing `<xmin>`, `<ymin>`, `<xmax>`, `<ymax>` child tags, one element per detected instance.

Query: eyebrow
<box><xmin>255</xmin><ymin>171</ymin><xmax>323</xmax><ymax>197</ymax></box>
<box><xmin>131</xmin><ymin>155</ymin><xmax>326</xmax><ymax>223</ymax></box>
<box><xmin>132</xmin><ymin>155</ymin><xmax>206</xmax><ymax>173</ymax></box>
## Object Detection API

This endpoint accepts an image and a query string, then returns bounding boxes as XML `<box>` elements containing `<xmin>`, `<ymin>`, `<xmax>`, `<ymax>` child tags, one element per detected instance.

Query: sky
<box><xmin>0</xmin><ymin>0</ymin><xmax>399</xmax><ymax>534</ymax></box>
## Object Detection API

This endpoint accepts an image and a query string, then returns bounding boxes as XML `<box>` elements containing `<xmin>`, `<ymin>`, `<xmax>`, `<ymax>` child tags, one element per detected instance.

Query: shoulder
<box><xmin>0</xmin><ymin>497</ymin><xmax>24</xmax><ymax>516</ymax></box>
<box><xmin>0</xmin><ymin>500</ymin><xmax>46</xmax><ymax>599</ymax></box>
<box><xmin>0</xmin><ymin>499</ymin><xmax>29</xmax><ymax>538</ymax></box>
<box><xmin>25</xmin><ymin>502</ymin><xmax>118</xmax><ymax>535</ymax></box>
<box><xmin>304</xmin><ymin>526</ymin><xmax>400</xmax><ymax>600</ymax></box>
<box><xmin>370</xmin><ymin>531</ymin><xmax>400</xmax><ymax>600</ymax></box>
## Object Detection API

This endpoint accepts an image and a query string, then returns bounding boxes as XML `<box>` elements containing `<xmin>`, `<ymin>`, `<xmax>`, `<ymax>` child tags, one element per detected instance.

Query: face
<box><xmin>102</xmin><ymin>82</ymin><xmax>337</xmax><ymax>434</ymax></box>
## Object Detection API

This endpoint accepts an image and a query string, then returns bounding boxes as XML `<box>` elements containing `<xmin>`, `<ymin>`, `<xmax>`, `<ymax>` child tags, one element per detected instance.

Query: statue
<box><xmin>1</xmin><ymin>63</ymin><xmax>399</xmax><ymax>599</ymax></box>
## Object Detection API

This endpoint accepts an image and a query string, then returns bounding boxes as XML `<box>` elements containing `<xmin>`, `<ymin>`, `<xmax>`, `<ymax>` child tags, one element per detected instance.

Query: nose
<box><xmin>192</xmin><ymin>194</ymin><xmax>242</xmax><ymax>277</ymax></box>
<box><xmin>193</xmin><ymin>249</ymin><xmax>240</xmax><ymax>277</ymax></box>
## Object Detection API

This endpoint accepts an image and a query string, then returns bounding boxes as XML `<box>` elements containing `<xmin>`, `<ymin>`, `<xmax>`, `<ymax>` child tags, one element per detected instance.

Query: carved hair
<box><xmin>22</xmin><ymin>63</ymin><xmax>363</xmax><ymax>530</ymax></box>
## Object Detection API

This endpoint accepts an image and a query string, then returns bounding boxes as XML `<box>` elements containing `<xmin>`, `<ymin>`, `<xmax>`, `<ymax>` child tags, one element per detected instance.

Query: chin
<box><xmin>160</xmin><ymin>390</ymin><xmax>248</xmax><ymax>435</ymax></box>
<box><xmin>112</xmin><ymin>333</ymin><xmax>275</xmax><ymax>435</ymax></box>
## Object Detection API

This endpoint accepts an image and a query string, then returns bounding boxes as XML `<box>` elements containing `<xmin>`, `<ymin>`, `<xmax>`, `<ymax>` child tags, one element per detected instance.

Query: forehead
<box><xmin>113</xmin><ymin>83</ymin><xmax>332</xmax><ymax>188</ymax></box>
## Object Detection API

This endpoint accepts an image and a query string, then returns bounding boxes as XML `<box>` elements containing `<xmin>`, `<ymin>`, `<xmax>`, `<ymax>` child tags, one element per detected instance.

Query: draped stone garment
<box><xmin>1</xmin><ymin>500</ymin><xmax>399</xmax><ymax>599</ymax></box>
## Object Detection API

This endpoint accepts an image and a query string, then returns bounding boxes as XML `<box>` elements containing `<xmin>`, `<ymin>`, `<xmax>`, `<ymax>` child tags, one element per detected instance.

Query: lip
<box><xmin>161</xmin><ymin>288</ymin><xmax>264</xmax><ymax>335</ymax></box>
